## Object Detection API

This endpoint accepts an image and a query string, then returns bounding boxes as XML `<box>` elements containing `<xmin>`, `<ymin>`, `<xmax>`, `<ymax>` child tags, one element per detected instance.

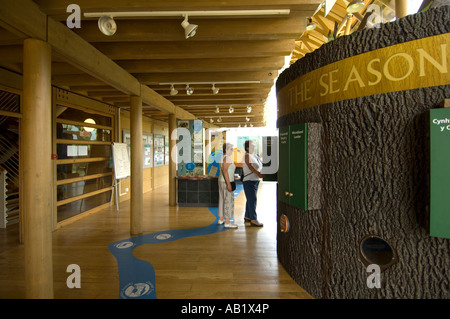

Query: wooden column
<box><xmin>168</xmin><ymin>114</ymin><xmax>177</xmax><ymax>206</ymax></box>
<box><xmin>130</xmin><ymin>96</ymin><xmax>143</xmax><ymax>235</ymax></box>
<box><xmin>22</xmin><ymin>39</ymin><xmax>53</xmax><ymax>298</ymax></box>
<box><xmin>395</xmin><ymin>0</ymin><xmax>409</xmax><ymax>19</ymax></box>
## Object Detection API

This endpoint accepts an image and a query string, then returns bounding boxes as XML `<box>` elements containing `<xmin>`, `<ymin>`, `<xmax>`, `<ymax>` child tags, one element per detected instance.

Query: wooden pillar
<box><xmin>168</xmin><ymin>114</ymin><xmax>177</xmax><ymax>206</ymax></box>
<box><xmin>395</xmin><ymin>0</ymin><xmax>409</xmax><ymax>19</ymax></box>
<box><xmin>130</xmin><ymin>95</ymin><xmax>143</xmax><ymax>235</ymax></box>
<box><xmin>22</xmin><ymin>39</ymin><xmax>53</xmax><ymax>299</ymax></box>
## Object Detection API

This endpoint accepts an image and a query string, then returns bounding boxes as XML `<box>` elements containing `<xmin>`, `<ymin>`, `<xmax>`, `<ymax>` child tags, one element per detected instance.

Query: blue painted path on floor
<box><xmin>108</xmin><ymin>183</ymin><xmax>243</xmax><ymax>299</ymax></box>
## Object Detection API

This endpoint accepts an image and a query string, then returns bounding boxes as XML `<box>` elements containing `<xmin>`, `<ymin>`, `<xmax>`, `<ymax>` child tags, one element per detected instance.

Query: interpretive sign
<box><xmin>430</xmin><ymin>107</ymin><xmax>450</xmax><ymax>239</ymax></box>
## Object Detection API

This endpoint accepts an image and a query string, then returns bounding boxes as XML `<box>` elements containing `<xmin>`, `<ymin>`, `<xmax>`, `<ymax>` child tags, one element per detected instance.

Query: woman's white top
<box><xmin>242</xmin><ymin>153</ymin><xmax>262</xmax><ymax>181</ymax></box>
<box><xmin>219</xmin><ymin>155</ymin><xmax>236</xmax><ymax>183</ymax></box>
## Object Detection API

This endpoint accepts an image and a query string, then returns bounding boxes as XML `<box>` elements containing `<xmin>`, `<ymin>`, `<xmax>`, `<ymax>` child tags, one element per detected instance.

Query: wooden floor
<box><xmin>0</xmin><ymin>182</ymin><xmax>313</xmax><ymax>299</ymax></box>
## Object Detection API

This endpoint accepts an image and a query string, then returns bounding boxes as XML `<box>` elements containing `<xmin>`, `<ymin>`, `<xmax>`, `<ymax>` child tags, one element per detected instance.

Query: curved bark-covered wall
<box><xmin>276</xmin><ymin>7</ymin><xmax>450</xmax><ymax>299</ymax></box>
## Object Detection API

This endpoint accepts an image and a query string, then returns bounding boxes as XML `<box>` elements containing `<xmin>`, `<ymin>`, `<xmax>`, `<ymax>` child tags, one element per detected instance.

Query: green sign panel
<box><xmin>277</xmin><ymin>123</ymin><xmax>307</xmax><ymax>210</ymax></box>
<box><xmin>430</xmin><ymin>108</ymin><xmax>450</xmax><ymax>239</ymax></box>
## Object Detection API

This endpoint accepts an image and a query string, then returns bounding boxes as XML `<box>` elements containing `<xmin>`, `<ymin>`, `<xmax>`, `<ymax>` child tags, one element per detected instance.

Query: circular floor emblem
<box><xmin>115</xmin><ymin>241</ymin><xmax>134</xmax><ymax>249</ymax></box>
<box><xmin>121</xmin><ymin>282</ymin><xmax>154</xmax><ymax>298</ymax></box>
<box><xmin>156</xmin><ymin>233</ymin><xmax>172</xmax><ymax>240</ymax></box>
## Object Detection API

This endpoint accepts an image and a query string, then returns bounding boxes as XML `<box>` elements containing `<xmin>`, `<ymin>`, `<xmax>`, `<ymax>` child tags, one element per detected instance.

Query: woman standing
<box><xmin>218</xmin><ymin>143</ymin><xmax>238</xmax><ymax>228</ymax></box>
<box><xmin>242</xmin><ymin>140</ymin><xmax>264</xmax><ymax>227</ymax></box>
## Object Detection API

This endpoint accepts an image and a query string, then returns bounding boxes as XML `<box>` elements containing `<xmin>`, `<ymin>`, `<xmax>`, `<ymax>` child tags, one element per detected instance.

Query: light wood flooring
<box><xmin>0</xmin><ymin>182</ymin><xmax>313</xmax><ymax>299</ymax></box>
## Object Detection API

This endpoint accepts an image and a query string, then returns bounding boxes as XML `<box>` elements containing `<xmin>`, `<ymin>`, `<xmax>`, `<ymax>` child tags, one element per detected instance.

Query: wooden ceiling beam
<box><xmin>134</xmin><ymin>70</ymin><xmax>278</xmax><ymax>85</ymax></box>
<box><xmin>116</xmin><ymin>57</ymin><xmax>286</xmax><ymax>74</ymax></box>
<box><xmin>158</xmin><ymin>89</ymin><xmax>272</xmax><ymax>97</ymax></box>
<box><xmin>91</xmin><ymin>39</ymin><xmax>295</xmax><ymax>60</ymax></box>
<box><xmin>151</xmin><ymin>82</ymin><xmax>273</xmax><ymax>90</ymax></box>
<box><xmin>175</xmin><ymin>99</ymin><xmax>266</xmax><ymax>106</ymax></box>
<box><xmin>51</xmin><ymin>56</ymin><xmax>286</xmax><ymax>75</ymax></box>
<box><xmin>35</xmin><ymin>0</ymin><xmax>322</xmax><ymax>15</ymax></box>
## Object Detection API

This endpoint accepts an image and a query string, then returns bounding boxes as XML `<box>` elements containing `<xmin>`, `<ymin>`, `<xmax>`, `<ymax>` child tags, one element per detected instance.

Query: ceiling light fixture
<box><xmin>210</xmin><ymin>118</ymin><xmax>214</xmax><ymax>123</ymax></box>
<box><xmin>217</xmin><ymin>117</ymin><xmax>222</xmax><ymax>123</ymax></box>
<box><xmin>186</xmin><ymin>84</ymin><xmax>194</xmax><ymax>95</ymax></box>
<box><xmin>170</xmin><ymin>84</ymin><xmax>178</xmax><ymax>96</ymax></box>
<box><xmin>181</xmin><ymin>15</ymin><xmax>198</xmax><ymax>39</ymax></box>
<box><xmin>306</xmin><ymin>18</ymin><xmax>316</xmax><ymax>30</ymax></box>
<box><xmin>247</xmin><ymin>106</ymin><xmax>252</xmax><ymax>113</ymax></box>
<box><xmin>215</xmin><ymin>107</ymin><xmax>220</xmax><ymax>113</ymax></box>
<box><xmin>347</xmin><ymin>0</ymin><xmax>366</xmax><ymax>13</ymax></box>
<box><xmin>246</xmin><ymin>117</ymin><xmax>250</xmax><ymax>122</ymax></box>
<box><xmin>98</xmin><ymin>16</ymin><xmax>117</xmax><ymax>36</ymax></box>
<box><xmin>229</xmin><ymin>106</ymin><xmax>234</xmax><ymax>113</ymax></box>
<box><xmin>212</xmin><ymin>84</ymin><xmax>220</xmax><ymax>95</ymax></box>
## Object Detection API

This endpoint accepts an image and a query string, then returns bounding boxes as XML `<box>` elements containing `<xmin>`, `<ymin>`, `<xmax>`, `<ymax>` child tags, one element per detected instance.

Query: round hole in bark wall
<box><xmin>359</xmin><ymin>235</ymin><xmax>398</xmax><ymax>271</ymax></box>
<box><xmin>280</xmin><ymin>214</ymin><xmax>290</xmax><ymax>233</ymax></box>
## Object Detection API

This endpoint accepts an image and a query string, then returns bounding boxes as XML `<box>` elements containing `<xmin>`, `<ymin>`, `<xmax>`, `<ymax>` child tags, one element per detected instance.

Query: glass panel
<box><xmin>56</xmin><ymin>144</ymin><xmax>111</xmax><ymax>160</ymax></box>
<box><xmin>57</xmin><ymin>123</ymin><xmax>112</xmax><ymax>142</ymax></box>
<box><xmin>57</xmin><ymin>105</ymin><xmax>112</xmax><ymax>127</ymax></box>
<box><xmin>361</xmin><ymin>236</ymin><xmax>394</xmax><ymax>266</ymax></box>
<box><xmin>57</xmin><ymin>191</ymin><xmax>112</xmax><ymax>222</ymax></box>
<box><xmin>57</xmin><ymin>176</ymin><xmax>113</xmax><ymax>201</ymax></box>
<box><xmin>55</xmin><ymin>104</ymin><xmax>114</xmax><ymax>223</ymax></box>
<box><xmin>57</xmin><ymin>162</ymin><xmax>112</xmax><ymax>181</ymax></box>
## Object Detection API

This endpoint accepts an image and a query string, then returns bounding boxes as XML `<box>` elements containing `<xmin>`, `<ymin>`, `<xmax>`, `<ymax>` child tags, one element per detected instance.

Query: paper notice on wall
<box><xmin>67</xmin><ymin>145</ymin><xmax>78</xmax><ymax>157</ymax></box>
<box><xmin>78</xmin><ymin>145</ymin><xmax>88</xmax><ymax>156</ymax></box>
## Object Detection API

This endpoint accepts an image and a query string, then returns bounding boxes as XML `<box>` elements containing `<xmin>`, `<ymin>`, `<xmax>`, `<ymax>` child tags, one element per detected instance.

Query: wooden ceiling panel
<box><xmin>19</xmin><ymin>0</ymin><xmax>323</xmax><ymax>127</ymax></box>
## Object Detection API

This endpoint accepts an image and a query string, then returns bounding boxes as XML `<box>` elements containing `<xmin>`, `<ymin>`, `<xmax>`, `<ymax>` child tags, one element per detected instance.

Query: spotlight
<box><xmin>246</xmin><ymin>116</ymin><xmax>250</xmax><ymax>122</ymax></box>
<box><xmin>186</xmin><ymin>84</ymin><xmax>194</xmax><ymax>95</ymax></box>
<box><xmin>215</xmin><ymin>107</ymin><xmax>220</xmax><ymax>113</ymax></box>
<box><xmin>238</xmin><ymin>123</ymin><xmax>241</xmax><ymax>128</ymax></box>
<box><xmin>212</xmin><ymin>84</ymin><xmax>220</xmax><ymax>94</ymax></box>
<box><xmin>250</xmin><ymin>123</ymin><xmax>253</xmax><ymax>127</ymax></box>
<box><xmin>247</xmin><ymin>106</ymin><xmax>252</xmax><ymax>113</ymax></box>
<box><xmin>210</xmin><ymin>118</ymin><xmax>214</xmax><ymax>123</ymax></box>
<box><xmin>170</xmin><ymin>84</ymin><xmax>178</xmax><ymax>96</ymax></box>
<box><xmin>181</xmin><ymin>15</ymin><xmax>198</xmax><ymax>39</ymax></box>
<box><xmin>306</xmin><ymin>18</ymin><xmax>316</xmax><ymax>30</ymax></box>
<box><xmin>217</xmin><ymin>117</ymin><xmax>222</xmax><ymax>123</ymax></box>
<box><xmin>347</xmin><ymin>0</ymin><xmax>365</xmax><ymax>13</ymax></box>
<box><xmin>98</xmin><ymin>16</ymin><xmax>117</xmax><ymax>36</ymax></box>
<box><xmin>229</xmin><ymin>106</ymin><xmax>234</xmax><ymax>113</ymax></box>
<box><xmin>244</xmin><ymin>123</ymin><xmax>247</xmax><ymax>128</ymax></box>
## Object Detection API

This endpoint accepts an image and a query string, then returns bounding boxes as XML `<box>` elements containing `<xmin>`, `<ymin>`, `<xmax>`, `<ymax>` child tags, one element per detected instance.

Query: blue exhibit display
<box><xmin>207</xmin><ymin>149</ymin><xmax>223</xmax><ymax>177</ymax></box>
<box><xmin>108</xmin><ymin>183</ymin><xmax>243</xmax><ymax>299</ymax></box>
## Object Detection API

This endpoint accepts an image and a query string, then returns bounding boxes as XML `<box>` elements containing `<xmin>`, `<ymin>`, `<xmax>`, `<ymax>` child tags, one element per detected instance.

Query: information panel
<box><xmin>430</xmin><ymin>108</ymin><xmax>450</xmax><ymax>239</ymax></box>
<box><xmin>277</xmin><ymin>123</ymin><xmax>308</xmax><ymax>210</ymax></box>
<box><xmin>111</xmin><ymin>142</ymin><xmax>130</xmax><ymax>180</ymax></box>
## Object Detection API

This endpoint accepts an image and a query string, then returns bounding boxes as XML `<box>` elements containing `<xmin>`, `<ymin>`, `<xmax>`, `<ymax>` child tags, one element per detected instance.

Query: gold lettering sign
<box><xmin>277</xmin><ymin>34</ymin><xmax>450</xmax><ymax>117</ymax></box>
